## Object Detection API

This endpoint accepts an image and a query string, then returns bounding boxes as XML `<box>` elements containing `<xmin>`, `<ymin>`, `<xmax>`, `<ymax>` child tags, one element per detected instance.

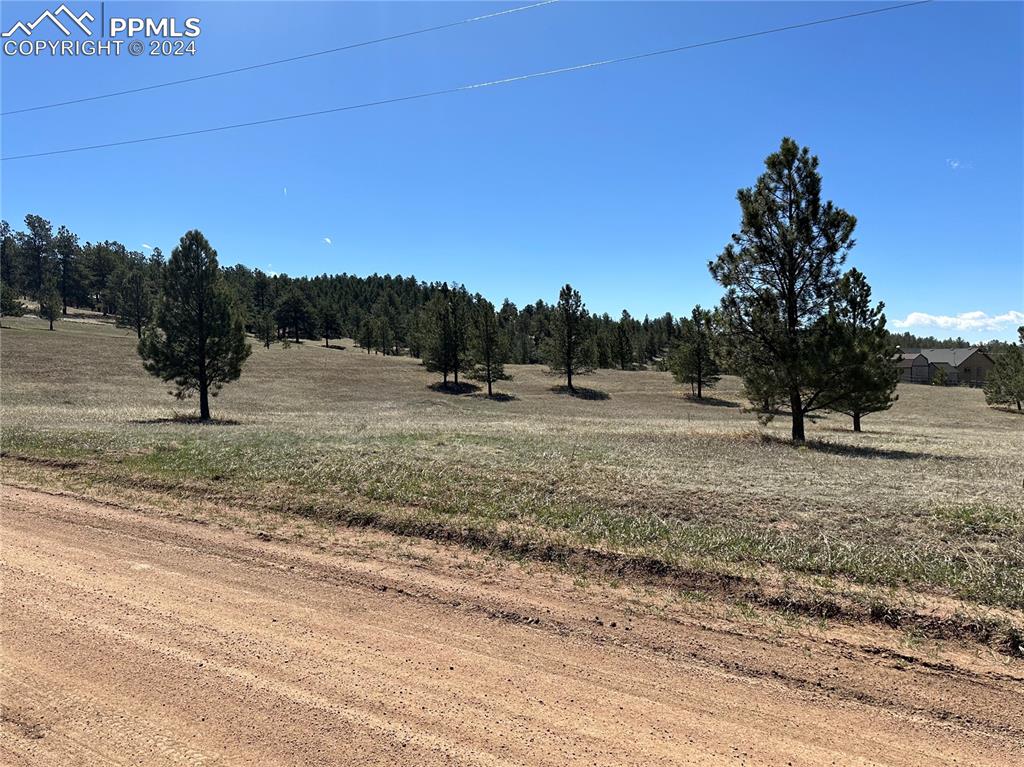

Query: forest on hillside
<box><xmin>0</xmin><ymin>215</ymin><xmax>1012</xmax><ymax>366</ymax></box>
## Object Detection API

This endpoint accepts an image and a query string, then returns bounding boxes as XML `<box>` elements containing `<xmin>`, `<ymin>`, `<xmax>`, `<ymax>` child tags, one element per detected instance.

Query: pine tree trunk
<box><xmin>790</xmin><ymin>390</ymin><xmax>805</xmax><ymax>442</ymax></box>
<box><xmin>567</xmin><ymin>368</ymin><xmax>574</xmax><ymax>391</ymax></box>
<box><xmin>487</xmin><ymin>379</ymin><xmax>493</xmax><ymax>397</ymax></box>
<box><xmin>199</xmin><ymin>385</ymin><xmax>210</xmax><ymax>421</ymax></box>
<box><xmin>853</xmin><ymin>412</ymin><xmax>862</xmax><ymax>432</ymax></box>
<box><xmin>198</xmin><ymin>353</ymin><xmax>211</xmax><ymax>421</ymax></box>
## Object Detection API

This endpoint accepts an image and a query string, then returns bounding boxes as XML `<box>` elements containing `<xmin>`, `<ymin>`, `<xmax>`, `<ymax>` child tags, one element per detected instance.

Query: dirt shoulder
<box><xmin>1</xmin><ymin>484</ymin><xmax>1022</xmax><ymax>766</ymax></box>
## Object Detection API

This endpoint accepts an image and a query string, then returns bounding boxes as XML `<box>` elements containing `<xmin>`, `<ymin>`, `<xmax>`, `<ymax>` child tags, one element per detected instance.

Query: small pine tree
<box><xmin>543</xmin><ymin>283</ymin><xmax>593</xmax><ymax>391</ymax></box>
<box><xmin>825</xmin><ymin>269</ymin><xmax>899</xmax><ymax>431</ymax></box>
<box><xmin>38</xmin><ymin>275</ymin><xmax>61</xmax><ymax>331</ymax></box>
<box><xmin>932</xmin><ymin>366</ymin><xmax>948</xmax><ymax>386</ymax></box>
<box><xmin>669</xmin><ymin>306</ymin><xmax>721</xmax><ymax>399</ymax></box>
<box><xmin>470</xmin><ymin>296</ymin><xmax>511</xmax><ymax>397</ymax></box>
<box><xmin>138</xmin><ymin>230</ymin><xmax>251</xmax><ymax>421</ymax></box>
<box><xmin>984</xmin><ymin>327</ymin><xmax>1024</xmax><ymax>411</ymax></box>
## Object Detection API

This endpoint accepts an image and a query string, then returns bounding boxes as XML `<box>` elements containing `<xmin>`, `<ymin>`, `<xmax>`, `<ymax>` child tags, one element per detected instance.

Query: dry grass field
<box><xmin>4</xmin><ymin>313</ymin><xmax>1024</xmax><ymax>765</ymax></box>
<box><xmin>2</xmin><ymin>313</ymin><xmax>1022</xmax><ymax>643</ymax></box>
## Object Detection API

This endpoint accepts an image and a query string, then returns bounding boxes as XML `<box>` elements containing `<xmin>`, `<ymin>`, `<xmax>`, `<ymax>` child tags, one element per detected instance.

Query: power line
<box><xmin>0</xmin><ymin>0</ymin><xmax>559</xmax><ymax>117</ymax></box>
<box><xmin>1</xmin><ymin>1</ymin><xmax>932</xmax><ymax>162</ymax></box>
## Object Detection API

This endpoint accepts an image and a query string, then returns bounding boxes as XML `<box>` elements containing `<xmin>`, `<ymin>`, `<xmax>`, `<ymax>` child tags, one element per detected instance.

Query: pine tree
<box><xmin>138</xmin><ymin>230</ymin><xmax>251</xmax><ymax>421</ymax></box>
<box><xmin>543</xmin><ymin>284</ymin><xmax>593</xmax><ymax>391</ymax></box>
<box><xmin>358</xmin><ymin>317</ymin><xmax>375</xmax><ymax>354</ymax></box>
<box><xmin>275</xmin><ymin>285</ymin><xmax>313</xmax><ymax>343</ymax></box>
<box><xmin>825</xmin><ymin>269</ymin><xmax>899</xmax><ymax>431</ymax></box>
<box><xmin>0</xmin><ymin>283</ymin><xmax>25</xmax><ymax>322</ymax></box>
<box><xmin>19</xmin><ymin>215</ymin><xmax>52</xmax><ymax>299</ymax></box>
<box><xmin>669</xmin><ymin>306</ymin><xmax>721</xmax><ymax>399</ymax></box>
<box><xmin>423</xmin><ymin>284</ymin><xmax>472</xmax><ymax>385</ymax></box>
<box><xmin>53</xmin><ymin>225</ymin><xmax>80</xmax><ymax>315</ymax></box>
<box><xmin>255</xmin><ymin>310</ymin><xmax>277</xmax><ymax>349</ymax></box>
<box><xmin>117</xmin><ymin>255</ymin><xmax>153</xmax><ymax>338</ymax></box>
<box><xmin>317</xmin><ymin>300</ymin><xmax>342</xmax><ymax>347</ymax></box>
<box><xmin>710</xmin><ymin>138</ymin><xmax>857</xmax><ymax>441</ymax></box>
<box><xmin>615</xmin><ymin>311</ymin><xmax>634</xmax><ymax>370</ymax></box>
<box><xmin>984</xmin><ymin>327</ymin><xmax>1024</xmax><ymax>411</ymax></box>
<box><xmin>0</xmin><ymin>220</ymin><xmax>16</xmax><ymax>293</ymax></box>
<box><xmin>470</xmin><ymin>296</ymin><xmax>511</xmax><ymax>397</ymax></box>
<box><xmin>38</xmin><ymin>270</ymin><xmax>61</xmax><ymax>331</ymax></box>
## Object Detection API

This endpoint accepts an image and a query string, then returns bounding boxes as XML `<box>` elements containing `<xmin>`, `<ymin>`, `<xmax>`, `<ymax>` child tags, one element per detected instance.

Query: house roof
<box><xmin>894</xmin><ymin>353</ymin><xmax>927</xmax><ymax>367</ymax></box>
<box><xmin>917</xmin><ymin>348</ymin><xmax>990</xmax><ymax>367</ymax></box>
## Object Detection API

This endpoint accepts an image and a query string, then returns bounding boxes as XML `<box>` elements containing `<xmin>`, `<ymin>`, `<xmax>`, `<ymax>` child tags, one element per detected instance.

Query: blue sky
<box><xmin>2</xmin><ymin>1</ymin><xmax>1021</xmax><ymax>340</ymax></box>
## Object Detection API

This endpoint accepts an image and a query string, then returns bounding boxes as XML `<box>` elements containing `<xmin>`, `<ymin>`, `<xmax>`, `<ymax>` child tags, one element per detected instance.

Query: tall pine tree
<box><xmin>470</xmin><ymin>296</ymin><xmax>511</xmax><ymax>397</ymax></box>
<box><xmin>543</xmin><ymin>284</ymin><xmax>593</xmax><ymax>391</ymax></box>
<box><xmin>138</xmin><ymin>230</ymin><xmax>250</xmax><ymax>421</ymax></box>
<box><xmin>710</xmin><ymin>138</ymin><xmax>857</xmax><ymax>441</ymax></box>
<box><xmin>669</xmin><ymin>306</ymin><xmax>721</xmax><ymax>399</ymax></box>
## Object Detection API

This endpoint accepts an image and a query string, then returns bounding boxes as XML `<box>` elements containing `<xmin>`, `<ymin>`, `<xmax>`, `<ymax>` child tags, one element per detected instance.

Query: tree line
<box><xmin>4</xmin><ymin>138</ymin><xmax>1020</xmax><ymax>435</ymax></box>
<box><xmin>0</xmin><ymin>220</ymin><xmax>683</xmax><ymax>370</ymax></box>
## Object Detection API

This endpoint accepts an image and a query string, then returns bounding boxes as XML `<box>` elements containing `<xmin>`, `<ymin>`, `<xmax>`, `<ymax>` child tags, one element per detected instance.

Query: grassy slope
<box><xmin>2</xmin><ymin>315</ymin><xmax>1022</xmax><ymax>621</ymax></box>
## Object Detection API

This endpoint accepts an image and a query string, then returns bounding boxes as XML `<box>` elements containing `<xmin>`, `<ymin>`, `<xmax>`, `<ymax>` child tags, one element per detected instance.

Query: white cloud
<box><xmin>323</xmin><ymin>237</ymin><xmax>332</xmax><ymax>246</ymax></box>
<box><xmin>891</xmin><ymin>310</ymin><xmax>1024</xmax><ymax>334</ymax></box>
<box><xmin>283</xmin><ymin>187</ymin><xmax>288</xmax><ymax>196</ymax></box>
<box><xmin>142</xmin><ymin>243</ymin><xmax>153</xmax><ymax>250</ymax></box>
<box><xmin>946</xmin><ymin>158</ymin><xmax>973</xmax><ymax>171</ymax></box>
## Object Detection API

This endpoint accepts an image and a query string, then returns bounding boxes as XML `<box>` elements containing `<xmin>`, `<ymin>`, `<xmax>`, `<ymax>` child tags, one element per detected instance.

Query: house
<box><xmin>894</xmin><ymin>347</ymin><xmax>995</xmax><ymax>386</ymax></box>
<box><xmin>895</xmin><ymin>352</ymin><xmax>931</xmax><ymax>384</ymax></box>
<box><xmin>918</xmin><ymin>348</ymin><xmax>995</xmax><ymax>386</ymax></box>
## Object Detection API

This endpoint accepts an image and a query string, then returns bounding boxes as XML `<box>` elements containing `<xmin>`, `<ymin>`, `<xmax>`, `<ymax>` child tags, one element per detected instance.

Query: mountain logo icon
<box><xmin>2</xmin><ymin>4</ymin><xmax>94</xmax><ymax>37</ymax></box>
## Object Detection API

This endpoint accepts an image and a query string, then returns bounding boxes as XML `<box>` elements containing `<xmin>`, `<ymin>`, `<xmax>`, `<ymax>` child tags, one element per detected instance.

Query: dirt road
<box><xmin>1</xmin><ymin>485</ymin><xmax>1021</xmax><ymax>766</ymax></box>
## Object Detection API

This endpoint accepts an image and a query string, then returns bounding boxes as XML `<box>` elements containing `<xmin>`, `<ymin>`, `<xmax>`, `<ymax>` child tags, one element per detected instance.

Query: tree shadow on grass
<box><xmin>681</xmin><ymin>394</ymin><xmax>740</xmax><ymax>408</ymax></box>
<box><xmin>550</xmin><ymin>385</ymin><xmax>610</xmax><ymax>401</ymax></box>
<box><xmin>130</xmin><ymin>415</ymin><xmax>241</xmax><ymax>426</ymax></box>
<box><xmin>322</xmin><ymin>343</ymin><xmax>347</xmax><ymax>351</ymax></box>
<box><xmin>759</xmin><ymin>433</ymin><xmax>950</xmax><ymax>461</ymax></box>
<box><xmin>471</xmin><ymin>391</ymin><xmax>516</xmax><ymax>402</ymax></box>
<box><xmin>990</xmin><ymin>406</ymin><xmax>1024</xmax><ymax>416</ymax></box>
<box><xmin>428</xmin><ymin>381</ymin><xmax>481</xmax><ymax>396</ymax></box>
